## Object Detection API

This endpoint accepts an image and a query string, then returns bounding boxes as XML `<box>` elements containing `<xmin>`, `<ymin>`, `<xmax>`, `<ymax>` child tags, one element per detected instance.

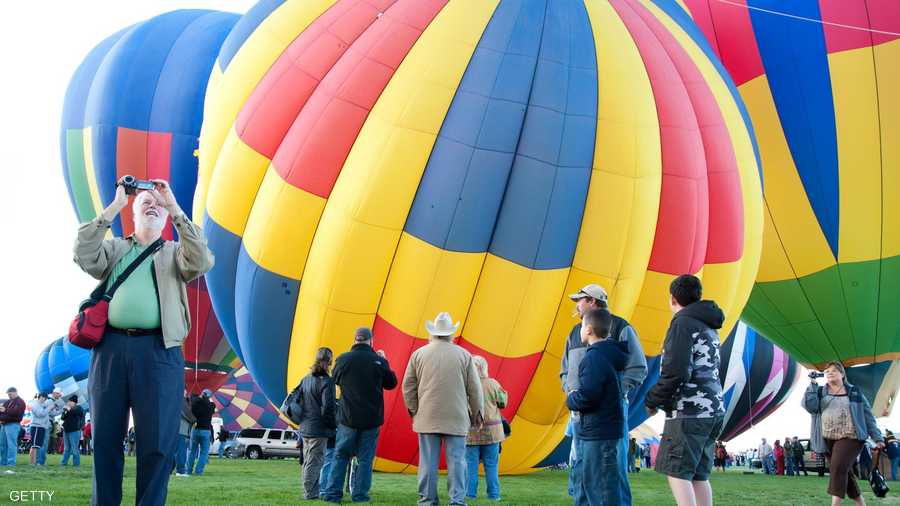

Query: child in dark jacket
<box><xmin>566</xmin><ymin>308</ymin><xmax>630</xmax><ymax>506</ymax></box>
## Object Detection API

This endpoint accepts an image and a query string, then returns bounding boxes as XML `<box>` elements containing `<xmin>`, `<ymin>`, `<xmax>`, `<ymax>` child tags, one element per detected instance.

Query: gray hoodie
<box><xmin>560</xmin><ymin>317</ymin><xmax>648</xmax><ymax>401</ymax></box>
<box><xmin>29</xmin><ymin>398</ymin><xmax>63</xmax><ymax>429</ymax></box>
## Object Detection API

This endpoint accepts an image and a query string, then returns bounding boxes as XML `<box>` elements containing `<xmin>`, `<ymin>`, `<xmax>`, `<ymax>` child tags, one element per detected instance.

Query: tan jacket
<box><xmin>73</xmin><ymin>214</ymin><xmax>214</xmax><ymax>348</ymax></box>
<box><xmin>402</xmin><ymin>338</ymin><xmax>484</xmax><ymax>436</ymax></box>
<box><xmin>467</xmin><ymin>377</ymin><xmax>507</xmax><ymax>445</ymax></box>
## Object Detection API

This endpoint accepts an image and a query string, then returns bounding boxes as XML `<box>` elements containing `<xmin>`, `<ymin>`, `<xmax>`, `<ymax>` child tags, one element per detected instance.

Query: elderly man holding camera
<box><xmin>74</xmin><ymin>178</ymin><xmax>213</xmax><ymax>506</ymax></box>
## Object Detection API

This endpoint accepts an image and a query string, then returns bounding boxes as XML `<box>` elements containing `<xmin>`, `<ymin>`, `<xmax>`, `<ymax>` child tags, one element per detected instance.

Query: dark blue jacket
<box><xmin>566</xmin><ymin>339</ymin><xmax>628</xmax><ymax>440</ymax></box>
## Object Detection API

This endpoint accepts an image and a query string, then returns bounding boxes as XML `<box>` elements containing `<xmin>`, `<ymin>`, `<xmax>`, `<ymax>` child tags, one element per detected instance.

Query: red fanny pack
<box><xmin>68</xmin><ymin>238</ymin><xmax>163</xmax><ymax>349</ymax></box>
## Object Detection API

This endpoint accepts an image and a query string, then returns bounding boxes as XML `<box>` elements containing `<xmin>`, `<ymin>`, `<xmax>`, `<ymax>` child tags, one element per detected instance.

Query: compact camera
<box><xmin>808</xmin><ymin>371</ymin><xmax>825</xmax><ymax>379</ymax></box>
<box><xmin>117</xmin><ymin>175</ymin><xmax>156</xmax><ymax>195</ymax></box>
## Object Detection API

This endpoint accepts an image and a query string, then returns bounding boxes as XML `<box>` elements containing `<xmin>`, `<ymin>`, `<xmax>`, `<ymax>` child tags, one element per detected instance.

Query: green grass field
<box><xmin>2</xmin><ymin>454</ymin><xmax>900</xmax><ymax>505</ymax></box>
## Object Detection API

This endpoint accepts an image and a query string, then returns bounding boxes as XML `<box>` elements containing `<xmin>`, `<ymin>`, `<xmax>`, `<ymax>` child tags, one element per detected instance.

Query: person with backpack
<box><xmin>60</xmin><ymin>396</ymin><xmax>84</xmax><ymax>467</ymax></box>
<box><xmin>465</xmin><ymin>355</ymin><xmax>508</xmax><ymax>502</ymax></box>
<box><xmin>74</xmin><ymin>179</ymin><xmax>213</xmax><ymax>504</ymax></box>
<box><xmin>293</xmin><ymin>347</ymin><xmax>337</xmax><ymax>500</ymax></box>
<box><xmin>803</xmin><ymin>361</ymin><xmax>884</xmax><ymax>504</ymax></box>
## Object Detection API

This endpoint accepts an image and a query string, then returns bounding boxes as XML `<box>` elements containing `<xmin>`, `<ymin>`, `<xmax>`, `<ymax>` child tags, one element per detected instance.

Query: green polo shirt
<box><xmin>107</xmin><ymin>243</ymin><xmax>161</xmax><ymax>330</ymax></box>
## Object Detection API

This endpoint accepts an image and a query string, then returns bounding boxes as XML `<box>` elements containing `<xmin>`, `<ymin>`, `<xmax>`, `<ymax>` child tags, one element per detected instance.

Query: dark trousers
<box><xmin>825</xmin><ymin>438</ymin><xmax>865</xmax><ymax>499</ymax></box>
<box><xmin>89</xmin><ymin>331</ymin><xmax>184</xmax><ymax>506</ymax></box>
<box><xmin>793</xmin><ymin>455</ymin><xmax>808</xmax><ymax>475</ymax></box>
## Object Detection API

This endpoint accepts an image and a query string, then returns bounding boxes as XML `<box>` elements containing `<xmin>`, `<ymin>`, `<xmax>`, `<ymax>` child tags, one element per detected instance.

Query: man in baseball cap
<box><xmin>561</xmin><ymin>283</ymin><xmax>647</xmax><ymax>504</ymax></box>
<box><xmin>1</xmin><ymin>387</ymin><xmax>26</xmax><ymax>471</ymax></box>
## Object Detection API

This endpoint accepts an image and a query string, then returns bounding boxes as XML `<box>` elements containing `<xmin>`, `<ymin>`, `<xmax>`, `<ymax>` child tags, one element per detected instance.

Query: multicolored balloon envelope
<box><xmin>845</xmin><ymin>360</ymin><xmax>900</xmax><ymax>418</ymax></box>
<box><xmin>718</xmin><ymin>322</ymin><xmax>800</xmax><ymax>442</ymax></box>
<box><xmin>681</xmin><ymin>1</ymin><xmax>900</xmax><ymax>369</ymax></box>
<box><xmin>196</xmin><ymin>0</ymin><xmax>763</xmax><ymax>473</ymax></box>
<box><xmin>212</xmin><ymin>367</ymin><xmax>290</xmax><ymax>431</ymax></box>
<box><xmin>33</xmin><ymin>338</ymin><xmax>92</xmax><ymax>412</ymax></box>
<box><xmin>59</xmin><ymin>10</ymin><xmax>241</xmax><ymax>391</ymax></box>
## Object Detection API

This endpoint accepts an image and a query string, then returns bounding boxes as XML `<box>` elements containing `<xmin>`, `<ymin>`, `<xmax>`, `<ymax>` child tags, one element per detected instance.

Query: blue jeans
<box><xmin>218</xmin><ymin>441</ymin><xmax>225</xmax><ymax>458</ymax></box>
<box><xmin>175</xmin><ymin>435</ymin><xmax>189</xmax><ymax>474</ymax></box>
<box><xmin>786</xmin><ymin>453</ymin><xmax>794</xmax><ymax>476</ymax></box>
<box><xmin>62</xmin><ymin>431</ymin><xmax>81</xmax><ymax>466</ymax></box>
<box><xmin>466</xmin><ymin>443</ymin><xmax>500</xmax><ymax>500</ymax></box>
<box><xmin>575</xmin><ymin>438</ymin><xmax>626</xmax><ymax>506</ymax></box>
<box><xmin>617</xmin><ymin>399</ymin><xmax>632</xmax><ymax>505</ymax></box>
<box><xmin>323</xmin><ymin>425</ymin><xmax>380</xmax><ymax>502</ymax></box>
<box><xmin>0</xmin><ymin>423</ymin><xmax>18</xmax><ymax>466</ymax></box>
<box><xmin>891</xmin><ymin>456</ymin><xmax>900</xmax><ymax>481</ymax></box>
<box><xmin>418</xmin><ymin>434</ymin><xmax>467</xmax><ymax>506</ymax></box>
<box><xmin>763</xmin><ymin>454</ymin><xmax>775</xmax><ymax>474</ymax></box>
<box><xmin>567</xmin><ymin>417</ymin><xmax>580</xmax><ymax>497</ymax></box>
<box><xmin>188</xmin><ymin>429</ymin><xmax>211</xmax><ymax>475</ymax></box>
<box><xmin>320</xmin><ymin>446</ymin><xmax>335</xmax><ymax>489</ymax></box>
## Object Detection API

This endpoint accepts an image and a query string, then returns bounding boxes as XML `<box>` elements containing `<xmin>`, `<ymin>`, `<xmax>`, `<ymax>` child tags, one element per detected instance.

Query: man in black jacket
<box><xmin>60</xmin><ymin>396</ymin><xmax>84</xmax><ymax>467</ymax></box>
<box><xmin>187</xmin><ymin>390</ymin><xmax>215</xmax><ymax>476</ymax></box>
<box><xmin>646</xmin><ymin>274</ymin><xmax>725</xmax><ymax>506</ymax></box>
<box><xmin>322</xmin><ymin>328</ymin><xmax>397</xmax><ymax>503</ymax></box>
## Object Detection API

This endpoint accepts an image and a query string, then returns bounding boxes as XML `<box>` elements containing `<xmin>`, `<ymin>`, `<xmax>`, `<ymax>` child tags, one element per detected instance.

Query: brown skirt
<box><xmin>825</xmin><ymin>438</ymin><xmax>865</xmax><ymax>499</ymax></box>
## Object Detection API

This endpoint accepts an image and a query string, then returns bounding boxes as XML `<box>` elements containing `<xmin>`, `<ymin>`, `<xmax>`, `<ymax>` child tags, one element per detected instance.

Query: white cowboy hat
<box><xmin>425</xmin><ymin>312</ymin><xmax>460</xmax><ymax>337</ymax></box>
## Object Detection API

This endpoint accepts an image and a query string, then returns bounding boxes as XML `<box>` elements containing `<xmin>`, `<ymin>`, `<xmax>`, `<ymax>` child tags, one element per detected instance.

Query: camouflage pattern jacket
<box><xmin>646</xmin><ymin>301</ymin><xmax>726</xmax><ymax>419</ymax></box>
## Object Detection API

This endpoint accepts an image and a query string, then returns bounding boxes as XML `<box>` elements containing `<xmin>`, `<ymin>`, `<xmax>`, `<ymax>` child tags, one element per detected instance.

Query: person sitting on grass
<box><xmin>566</xmin><ymin>307</ymin><xmax>630</xmax><ymax>505</ymax></box>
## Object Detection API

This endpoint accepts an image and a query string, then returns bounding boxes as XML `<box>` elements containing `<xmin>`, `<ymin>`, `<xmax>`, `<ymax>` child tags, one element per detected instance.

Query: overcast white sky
<box><xmin>0</xmin><ymin>1</ymin><xmax>895</xmax><ymax>453</ymax></box>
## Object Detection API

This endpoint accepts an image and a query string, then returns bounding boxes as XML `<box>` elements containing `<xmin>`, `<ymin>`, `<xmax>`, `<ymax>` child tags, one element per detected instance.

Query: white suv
<box><xmin>232</xmin><ymin>428</ymin><xmax>301</xmax><ymax>460</ymax></box>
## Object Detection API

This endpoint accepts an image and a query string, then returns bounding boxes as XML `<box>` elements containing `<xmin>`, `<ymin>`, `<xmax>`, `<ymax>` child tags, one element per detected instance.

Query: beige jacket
<box><xmin>73</xmin><ymin>214</ymin><xmax>214</xmax><ymax>348</ymax></box>
<box><xmin>467</xmin><ymin>377</ymin><xmax>508</xmax><ymax>445</ymax></box>
<box><xmin>402</xmin><ymin>338</ymin><xmax>484</xmax><ymax>436</ymax></box>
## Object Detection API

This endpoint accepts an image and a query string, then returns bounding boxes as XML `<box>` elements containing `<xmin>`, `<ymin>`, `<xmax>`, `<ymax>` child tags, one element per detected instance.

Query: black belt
<box><xmin>107</xmin><ymin>326</ymin><xmax>161</xmax><ymax>336</ymax></box>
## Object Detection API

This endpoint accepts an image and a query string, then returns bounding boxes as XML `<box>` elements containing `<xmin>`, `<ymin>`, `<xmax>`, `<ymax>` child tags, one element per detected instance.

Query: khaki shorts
<box><xmin>655</xmin><ymin>416</ymin><xmax>724</xmax><ymax>481</ymax></box>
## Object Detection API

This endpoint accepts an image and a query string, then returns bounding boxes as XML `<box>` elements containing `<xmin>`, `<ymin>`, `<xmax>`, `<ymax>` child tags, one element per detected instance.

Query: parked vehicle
<box><xmin>231</xmin><ymin>428</ymin><xmax>301</xmax><ymax>460</ymax></box>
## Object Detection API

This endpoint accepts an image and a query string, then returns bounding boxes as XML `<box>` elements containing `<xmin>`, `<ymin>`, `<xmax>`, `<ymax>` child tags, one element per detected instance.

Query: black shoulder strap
<box><xmin>103</xmin><ymin>238</ymin><xmax>164</xmax><ymax>300</ymax></box>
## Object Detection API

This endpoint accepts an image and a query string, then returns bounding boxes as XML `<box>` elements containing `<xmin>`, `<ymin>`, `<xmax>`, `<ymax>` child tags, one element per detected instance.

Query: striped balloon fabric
<box><xmin>718</xmin><ymin>321</ymin><xmax>800</xmax><ymax>442</ymax></box>
<box><xmin>196</xmin><ymin>0</ymin><xmax>762</xmax><ymax>473</ymax></box>
<box><xmin>682</xmin><ymin>1</ymin><xmax>900</xmax><ymax>369</ymax></box>
<box><xmin>212</xmin><ymin>367</ymin><xmax>290</xmax><ymax>431</ymax></box>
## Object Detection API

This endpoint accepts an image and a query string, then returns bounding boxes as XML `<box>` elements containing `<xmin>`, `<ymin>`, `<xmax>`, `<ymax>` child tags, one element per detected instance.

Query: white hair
<box><xmin>472</xmin><ymin>355</ymin><xmax>489</xmax><ymax>379</ymax></box>
<box><xmin>132</xmin><ymin>191</ymin><xmax>168</xmax><ymax>230</ymax></box>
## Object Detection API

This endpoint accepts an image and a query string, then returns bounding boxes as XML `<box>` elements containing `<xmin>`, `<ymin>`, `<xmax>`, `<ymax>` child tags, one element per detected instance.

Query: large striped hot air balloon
<box><xmin>682</xmin><ymin>1</ymin><xmax>900</xmax><ymax>371</ymax></box>
<box><xmin>196</xmin><ymin>0</ymin><xmax>763</xmax><ymax>473</ymax></box>
<box><xmin>718</xmin><ymin>321</ymin><xmax>800</xmax><ymax>441</ymax></box>
<box><xmin>59</xmin><ymin>10</ymin><xmax>241</xmax><ymax>394</ymax></box>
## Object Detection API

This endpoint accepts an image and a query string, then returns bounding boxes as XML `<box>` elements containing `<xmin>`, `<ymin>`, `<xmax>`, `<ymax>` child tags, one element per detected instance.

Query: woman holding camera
<box><xmin>803</xmin><ymin>361</ymin><xmax>884</xmax><ymax>505</ymax></box>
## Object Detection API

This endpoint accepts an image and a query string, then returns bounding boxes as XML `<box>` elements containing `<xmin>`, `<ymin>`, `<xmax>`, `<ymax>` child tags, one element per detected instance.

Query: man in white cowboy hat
<box><xmin>403</xmin><ymin>312</ymin><xmax>484</xmax><ymax>506</ymax></box>
<box><xmin>560</xmin><ymin>284</ymin><xmax>647</xmax><ymax>505</ymax></box>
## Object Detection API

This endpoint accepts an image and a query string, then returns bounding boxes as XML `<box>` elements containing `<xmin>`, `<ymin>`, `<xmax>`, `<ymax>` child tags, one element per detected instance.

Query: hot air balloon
<box><xmin>718</xmin><ymin>321</ymin><xmax>801</xmax><ymax>441</ymax></box>
<box><xmin>846</xmin><ymin>361</ymin><xmax>900</xmax><ymax>418</ymax></box>
<box><xmin>60</xmin><ymin>10</ymin><xmax>241</xmax><ymax>394</ymax></box>
<box><xmin>679</xmin><ymin>1</ymin><xmax>900</xmax><ymax>372</ymax></box>
<box><xmin>34</xmin><ymin>342</ymin><xmax>54</xmax><ymax>395</ymax></box>
<box><xmin>212</xmin><ymin>367</ymin><xmax>290</xmax><ymax>431</ymax></box>
<box><xmin>196</xmin><ymin>0</ymin><xmax>763</xmax><ymax>473</ymax></box>
<box><xmin>34</xmin><ymin>338</ymin><xmax>92</xmax><ymax>411</ymax></box>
